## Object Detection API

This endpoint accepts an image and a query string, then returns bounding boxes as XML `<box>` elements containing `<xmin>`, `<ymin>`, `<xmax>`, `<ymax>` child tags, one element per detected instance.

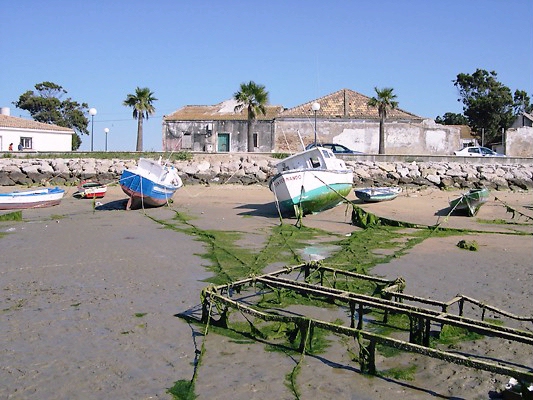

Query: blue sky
<box><xmin>1</xmin><ymin>0</ymin><xmax>532</xmax><ymax>152</ymax></box>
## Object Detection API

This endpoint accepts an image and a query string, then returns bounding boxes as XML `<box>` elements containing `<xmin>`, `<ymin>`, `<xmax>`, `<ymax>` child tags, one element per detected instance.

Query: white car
<box><xmin>454</xmin><ymin>146</ymin><xmax>505</xmax><ymax>157</ymax></box>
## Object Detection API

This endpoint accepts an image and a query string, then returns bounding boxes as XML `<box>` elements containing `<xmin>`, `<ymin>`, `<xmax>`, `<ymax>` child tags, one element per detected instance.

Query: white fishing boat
<box><xmin>269</xmin><ymin>146</ymin><xmax>353</xmax><ymax>217</ymax></box>
<box><xmin>0</xmin><ymin>187</ymin><xmax>65</xmax><ymax>210</ymax></box>
<box><xmin>119</xmin><ymin>158</ymin><xmax>183</xmax><ymax>209</ymax></box>
<box><xmin>354</xmin><ymin>186</ymin><xmax>402</xmax><ymax>203</ymax></box>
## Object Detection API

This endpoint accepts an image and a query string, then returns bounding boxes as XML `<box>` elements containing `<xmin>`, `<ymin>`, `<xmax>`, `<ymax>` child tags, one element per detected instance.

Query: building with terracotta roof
<box><xmin>0</xmin><ymin>107</ymin><xmax>74</xmax><ymax>152</ymax></box>
<box><xmin>163</xmin><ymin>99</ymin><xmax>284</xmax><ymax>152</ymax></box>
<box><xmin>163</xmin><ymin>89</ymin><xmax>461</xmax><ymax>154</ymax></box>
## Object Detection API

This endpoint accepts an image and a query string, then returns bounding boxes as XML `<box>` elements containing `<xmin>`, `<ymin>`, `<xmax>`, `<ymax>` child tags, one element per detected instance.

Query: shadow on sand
<box><xmin>434</xmin><ymin>206</ymin><xmax>454</xmax><ymax>217</ymax></box>
<box><xmin>95</xmin><ymin>199</ymin><xmax>128</xmax><ymax>211</ymax></box>
<box><xmin>235</xmin><ymin>201</ymin><xmax>281</xmax><ymax>218</ymax></box>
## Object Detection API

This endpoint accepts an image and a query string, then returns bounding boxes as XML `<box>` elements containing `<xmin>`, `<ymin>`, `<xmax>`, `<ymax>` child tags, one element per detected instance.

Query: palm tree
<box><xmin>233</xmin><ymin>81</ymin><xmax>269</xmax><ymax>152</ymax></box>
<box><xmin>367</xmin><ymin>87</ymin><xmax>398</xmax><ymax>154</ymax></box>
<box><xmin>123</xmin><ymin>87</ymin><xmax>157</xmax><ymax>151</ymax></box>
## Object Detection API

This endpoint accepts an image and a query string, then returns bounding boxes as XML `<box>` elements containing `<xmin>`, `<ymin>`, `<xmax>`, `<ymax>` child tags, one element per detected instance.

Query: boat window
<box><xmin>310</xmin><ymin>157</ymin><xmax>321</xmax><ymax>168</ymax></box>
<box><xmin>321</xmin><ymin>149</ymin><xmax>332</xmax><ymax>158</ymax></box>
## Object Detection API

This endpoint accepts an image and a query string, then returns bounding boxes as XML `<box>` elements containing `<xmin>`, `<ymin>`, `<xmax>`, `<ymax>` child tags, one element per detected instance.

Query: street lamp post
<box><xmin>89</xmin><ymin>108</ymin><xmax>97</xmax><ymax>152</ymax></box>
<box><xmin>312</xmin><ymin>102</ymin><xmax>320</xmax><ymax>146</ymax></box>
<box><xmin>104</xmin><ymin>128</ymin><xmax>109</xmax><ymax>152</ymax></box>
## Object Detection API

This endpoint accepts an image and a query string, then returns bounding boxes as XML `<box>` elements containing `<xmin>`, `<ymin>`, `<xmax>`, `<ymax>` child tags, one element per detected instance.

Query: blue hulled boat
<box><xmin>119</xmin><ymin>158</ymin><xmax>183</xmax><ymax>210</ymax></box>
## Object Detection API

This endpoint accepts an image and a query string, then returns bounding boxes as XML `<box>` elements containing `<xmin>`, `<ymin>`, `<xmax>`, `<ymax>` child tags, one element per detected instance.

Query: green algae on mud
<box><xmin>0</xmin><ymin>210</ymin><xmax>22</xmax><ymax>222</ymax></box>
<box><xmin>155</xmin><ymin>204</ymin><xmax>530</xmax><ymax>400</ymax></box>
<box><xmin>149</xmin><ymin>211</ymin><xmax>340</xmax><ymax>285</ymax></box>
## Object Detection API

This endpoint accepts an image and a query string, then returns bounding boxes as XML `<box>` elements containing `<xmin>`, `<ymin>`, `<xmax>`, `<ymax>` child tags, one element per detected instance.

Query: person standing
<box><xmin>17</xmin><ymin>142</ymin><xmax>23</xmax><ymax>151</ymax></box>
<box><xmin>8</xmin><ymin>143</ymin><xmax>13</xmax><ymax>151</ymax></box>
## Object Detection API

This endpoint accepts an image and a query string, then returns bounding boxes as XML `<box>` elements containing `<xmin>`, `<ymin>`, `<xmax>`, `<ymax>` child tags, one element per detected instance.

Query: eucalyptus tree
<box><xmin>14</xmin><ymin>81</ymin><xmax>89</xmax><ymax>150</ymax></box>
<box><xmin>435</xmin><ymin>112</ymin><xmax>469</xmax><ymax>126</ymax></box>
<box><xmin>454</xmin><ymin>69</ymin><xmax>531</xmax><ymax>145</ymax></box>
<box><xmin>123</xmin><ymin>87</ymin><xmax>157</xmax><ymax>151</ymax></box>
<box><xmin>233</xmin><ymin>81</ymin><xmax>269</xmax><ymax>152</ymax></box>
<box><xmin>367</xmin><ymin>87</ymin><xmax>398</xmax><ymax>154</ymax></box>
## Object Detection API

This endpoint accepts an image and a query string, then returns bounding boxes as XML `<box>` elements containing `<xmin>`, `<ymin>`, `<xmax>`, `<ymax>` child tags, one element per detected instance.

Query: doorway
<box><xmin>217</xmin><ymin>133</ymin><xmax>230</xmax><ymax>152</ymax></box>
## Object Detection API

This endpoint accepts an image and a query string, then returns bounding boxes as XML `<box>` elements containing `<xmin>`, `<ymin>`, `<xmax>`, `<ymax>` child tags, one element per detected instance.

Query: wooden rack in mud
<box><xmin>200</xmin><ymin>262</ymin><xmax>533</xmax><ymax>383</ymax></box>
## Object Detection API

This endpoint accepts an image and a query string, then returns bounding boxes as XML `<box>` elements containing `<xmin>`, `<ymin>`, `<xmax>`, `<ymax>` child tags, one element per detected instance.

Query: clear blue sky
<box><xmin>1</xmin><ymin>0</ymin><xmax>532</xmax><ymax>152</ymax></box>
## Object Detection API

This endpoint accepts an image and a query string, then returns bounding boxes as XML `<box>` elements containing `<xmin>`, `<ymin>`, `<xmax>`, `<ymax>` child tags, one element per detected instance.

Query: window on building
<box><xmin>253</xmin><ymin>133</ymin><xmax>258</xmax><ymax>148</ymax></box>
<box><xmin>20</xmin><ymin>137</ymin><xmax>32</xmax><ymax>150</ymax></box>
<box><xmin>182</xmin><ymin>132</ymin><xmax>192</xmax><ymax>149</ymax></box>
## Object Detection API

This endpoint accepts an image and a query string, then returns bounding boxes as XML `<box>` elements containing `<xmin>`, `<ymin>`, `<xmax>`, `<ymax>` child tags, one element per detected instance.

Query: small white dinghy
<box><xmin>354</xmin><ymin>187</ymin><xmax>402</xmax><ymax>203</ymax></box>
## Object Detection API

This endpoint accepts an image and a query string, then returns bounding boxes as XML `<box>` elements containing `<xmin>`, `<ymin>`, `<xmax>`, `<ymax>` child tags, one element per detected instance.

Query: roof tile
<box><xmin>164</xmin><ymin>89</ymin><xmax>423</xmax><ymax>122</ymax></box>
<box><xmin>164</xmin><ymin>99</ymin><xmax>284</xmax><ymax>121</ymax></box>
<box><xmin>280</xmin><ymin>89</ymin><xmax>422</xmax><ymax>119</ymax></box>
<box><xmin>0</xmin><ymin>114</ymin><xmax>74</xmax><ymax>132</ymax></box>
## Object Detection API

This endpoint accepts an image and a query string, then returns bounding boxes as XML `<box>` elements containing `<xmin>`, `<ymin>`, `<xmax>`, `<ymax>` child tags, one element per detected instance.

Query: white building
<box><xmin>0</xmin><ymin>107</ymin><xmax>73</xmax><ymax>152</ymax></box>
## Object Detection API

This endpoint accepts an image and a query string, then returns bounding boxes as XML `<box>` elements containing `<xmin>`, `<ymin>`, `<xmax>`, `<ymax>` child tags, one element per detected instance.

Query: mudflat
<box><xmin>1</xmin><ymin>184</ymin><xmax>531</xmax><ymax>399</ymax></box>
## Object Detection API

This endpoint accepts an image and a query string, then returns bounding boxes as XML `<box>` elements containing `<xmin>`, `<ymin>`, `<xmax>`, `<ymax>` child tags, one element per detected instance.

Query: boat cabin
<box><xmin>276</xmin><ymin>147</ymin><xmax>347</xmax><ymax>173</ymax></box>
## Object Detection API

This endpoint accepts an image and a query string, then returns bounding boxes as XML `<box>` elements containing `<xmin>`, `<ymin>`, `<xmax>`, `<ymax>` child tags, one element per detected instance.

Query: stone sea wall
<box><xmin>1</xmin><ymin>155</ymin><xmax>532</xmax><ymax>191</ymax></box>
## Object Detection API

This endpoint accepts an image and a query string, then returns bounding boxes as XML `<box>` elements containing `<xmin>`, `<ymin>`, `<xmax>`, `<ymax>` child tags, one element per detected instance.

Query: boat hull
<box><xmin>119</xmin><ymin>159</ymin><xmax>183</xmax><ymax>209</ymax></box>
<box><xmin>270</xmin><ymin>169</ymin><xmax>352</xmax><ymax>216</ymax></box>
<box><xmin>74</xmin><ymin>181</ymin><xmax>107</xmax><ymax>199</ymax></box>
<box><xmin>354</xmin><ymin>187</ymin><xmax>401</xmax><ymax>203</ymax></box>
<box><xmin>449</xmin><ymin>188</ymin><xmax>489</xmax><ymax>217</ymax></box>
<box><xmin>120</xmin><ymin>170</ymin><xmax>180</xmax><ymax>208</ymax></box>
<box><xmin>0</xmin><ymin>187</ymin><xmax>65</xmax><ymax>210</ymax></box>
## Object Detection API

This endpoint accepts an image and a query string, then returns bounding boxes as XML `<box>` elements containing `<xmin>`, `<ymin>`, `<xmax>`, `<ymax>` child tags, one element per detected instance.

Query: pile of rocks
<box><xmin>0</xmin><ymin>156</ymin><xmax>532</xmax><ymax>191</ymax></box>
<box><xmin>347</xmin><ymin>160</ymin><xmax>533</xmax><ymax>190</ymax></box>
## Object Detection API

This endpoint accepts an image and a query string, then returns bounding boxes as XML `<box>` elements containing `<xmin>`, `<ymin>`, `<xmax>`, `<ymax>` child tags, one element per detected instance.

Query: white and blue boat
<box><xmin>0</xmin><ymin>187</ymin><xmax>65</xmax><ymax>210</ymax></box>
<box><xmin>119</xmin><ymin>158</ymin><xmax>183</xmax><ymax>210</ymax></box>
<box><xmin>354</xmin><ymin>186</ymin><xmax>402</xmax><ymax>203</ymax></box>
<box><xmin>269</xmin><ymin>146</ymin><xmax>353</xmax><ymax>217</ymax></box>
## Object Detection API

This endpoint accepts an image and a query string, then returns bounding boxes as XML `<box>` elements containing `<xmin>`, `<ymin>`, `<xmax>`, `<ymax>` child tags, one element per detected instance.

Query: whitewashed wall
<box><xmin>506</xmin><ymin>126</ymin><xmax>533</xmax><ymax>157</ymax></box>
<box><xmin>0</xmin><ymin>128</ymin><xmax>72</xmax><ymax>152</ymax></box>
<box><xmin>274</xmin><ymin>118</ymin><xmax>461</xmax><ymax>155</ymax></box>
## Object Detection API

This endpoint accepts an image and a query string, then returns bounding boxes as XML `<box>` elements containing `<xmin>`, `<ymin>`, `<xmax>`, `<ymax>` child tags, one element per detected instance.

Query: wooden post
<box><xmin>201</xmin><ymin>298</ymin><xmax>210</xmax><ymax>324</ymax></box>
<box><xmin>424</xmin><ymin>318</ymin><xmax>431</xmax><ymax>347</ymax></box>
<box><xmin>359</xmin><ymin>338</ymin><xmax>377</xmax><ymax>375</ymax></box>
<box><xmin>349</xmin><ymin>301</ymin><xmax>356</xmax><ymax>329</ymax></box>
<box><xmin>358</xmin><ymin>303</ymin><xmax>364</xmax><ymax>330</ymax></box>
<box><xmin>219</xmin><ymin>306</ymin><xmax>229</xmax><ymax>328</ymax></box>
<box><xmin>298</xmin><ymin>320</ymin><xmax>308</xmax><ymax>353</ymax></box>
<box><xmin>439</xmin><ymin>304</ymin><xmax>448</xmax><ymax>337</ymax></box>
<box><xmin>368</xmin><ymin>339</ymin><xmax>377</xmax><ymax>375</ymax></box>
<box><xmin>382</xmin><ymin>291</ymin><xmax>391</xmax><ymax>324</ymax></box>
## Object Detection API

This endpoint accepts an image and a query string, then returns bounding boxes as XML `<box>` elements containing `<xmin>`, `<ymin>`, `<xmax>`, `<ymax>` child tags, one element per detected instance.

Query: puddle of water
<box><xmin>301</xmin><ymin>244</ymin><xmax>340</xmax><ymax>261</ymax></box>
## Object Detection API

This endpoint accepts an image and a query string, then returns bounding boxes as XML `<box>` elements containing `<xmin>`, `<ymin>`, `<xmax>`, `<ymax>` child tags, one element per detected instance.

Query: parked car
<box><xmin>305</xmin><ymin>143</ymin><xmax>363</xmax><ymax>154</ymax></box>
<box><xmin>453</xmin><ymin>146</ymin><xmax>505</xmax><ymax>157</ymax></box>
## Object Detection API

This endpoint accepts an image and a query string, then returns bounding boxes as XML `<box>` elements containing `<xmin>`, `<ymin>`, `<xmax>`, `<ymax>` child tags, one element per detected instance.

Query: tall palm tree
<box><xmin>367</xmin><ymin>87</ymin><xmax>398</xmax><ymax>154</ymax></box>
<box><xmin>123</xmin><ymin>87</ymin><xmax>157</xmax><ymax>151</ymax></box>
<box><xmin>233</xmin><ymin>81</ymin><xmax>269</xmax><ymax>152</ymax></box>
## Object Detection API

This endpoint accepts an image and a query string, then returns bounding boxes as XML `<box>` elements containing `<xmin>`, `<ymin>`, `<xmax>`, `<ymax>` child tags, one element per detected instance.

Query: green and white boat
<box><xmin>449</xmin><ymin>187</ymin><xmax>490</xmax><ymax>217</ymax></box>
<box><xmin>269</xmin><ymin>146</ymin><xmax>353</xmax><ymax>217</ymax></box>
